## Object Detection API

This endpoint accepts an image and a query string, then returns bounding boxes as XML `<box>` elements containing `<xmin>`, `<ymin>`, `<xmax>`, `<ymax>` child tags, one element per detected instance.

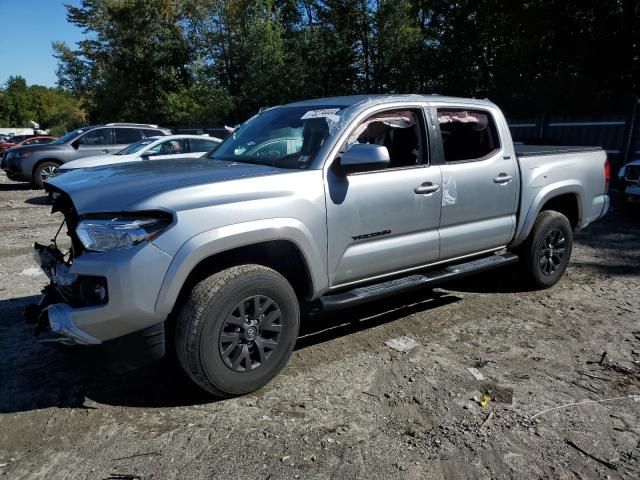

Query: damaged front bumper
<box><xmin>26</xmin><ymin>242</ymin><xmax>106</xmax><ymax>345</ymax></box>
<box><xmin>27</xmin><ymin>232</ymin><xmax>172</xmax><ymax>346</ymax></box>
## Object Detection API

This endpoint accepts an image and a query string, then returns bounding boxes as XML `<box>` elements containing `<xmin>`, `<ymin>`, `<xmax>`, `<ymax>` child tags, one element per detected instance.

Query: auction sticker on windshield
<box><xmin>301</xmin><ymin>108</ymin><xmax>340</xmax><ymax>119</ymax></box>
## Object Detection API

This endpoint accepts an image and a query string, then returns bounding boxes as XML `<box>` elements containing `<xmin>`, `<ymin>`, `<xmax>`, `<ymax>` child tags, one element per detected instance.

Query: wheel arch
<box><xmin>155</xmin><ymin>219</ymin><xmax>327</xmax><ymax>316</ymax></box>
<box><xmin>511</xmin><ymin>182</ymin><xmax>584</xmax><ymax>248</ymax></box>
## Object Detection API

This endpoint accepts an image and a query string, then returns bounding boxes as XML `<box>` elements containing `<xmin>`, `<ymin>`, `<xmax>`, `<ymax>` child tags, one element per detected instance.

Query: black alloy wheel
<box><xmin>219</xmin><ymin>295</ymin><xmax>282</xmax><ymax>372</ymax></box>
<box><xmin>538</xmin><ymin>228</ymin><xmax>566</xmax><ymax>276</ymax></box>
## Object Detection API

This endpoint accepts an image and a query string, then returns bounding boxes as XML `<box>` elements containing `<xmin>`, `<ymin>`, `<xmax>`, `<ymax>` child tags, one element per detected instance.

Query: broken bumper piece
<box><xmin>47</xmin><ymin>303</ymin><xmax>102</xmax><ymax>345</ymax></box>
<box><xmin>28</xmin><ymin>241</ymin><xmax>106</xmax><ymax>345</ymax></box>
<box><xmin>25</xmin><ymin>294</ymin><xmax>102</xmax><ymax>346</ymax></box>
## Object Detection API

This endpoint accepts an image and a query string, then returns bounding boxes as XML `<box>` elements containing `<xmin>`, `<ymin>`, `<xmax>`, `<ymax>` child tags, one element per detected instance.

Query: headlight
<box><xmin>76</xmin><ymin>213</ymin><xmax>172</xmax><ymax>252</ymax></box>
<box><xmin>16</xmin><ymin>151</ymin><xmax>33</xmax><ymax>159</ymax></box>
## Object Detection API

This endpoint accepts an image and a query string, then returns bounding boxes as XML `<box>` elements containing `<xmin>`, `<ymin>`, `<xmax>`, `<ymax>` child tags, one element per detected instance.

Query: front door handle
<box><xmin>414</xmin><ymin>182</ymin><xmax>440</xmax><ymax>195</ymax></box>
<box><xmin>493</xmin><ymin>173</ymin><xmax>513</xmax><ymax>184</ymax></box>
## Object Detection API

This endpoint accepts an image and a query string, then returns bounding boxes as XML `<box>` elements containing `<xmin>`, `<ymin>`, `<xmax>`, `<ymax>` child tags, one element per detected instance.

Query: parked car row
<box><xmin>0</xmin><ymin>122</ymin><xmax>223</xmax><ymax>187</ymax></box>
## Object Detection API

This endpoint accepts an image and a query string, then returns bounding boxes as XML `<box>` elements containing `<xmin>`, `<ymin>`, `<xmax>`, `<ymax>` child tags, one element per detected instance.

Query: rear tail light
<box><xmin>604</xmin><ymin>158</ymin><xmax>610</xmax><ymax>193</ymax></box>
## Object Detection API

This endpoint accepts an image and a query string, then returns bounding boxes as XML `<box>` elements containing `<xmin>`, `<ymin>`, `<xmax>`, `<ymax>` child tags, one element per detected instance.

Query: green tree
<box><xmin>0</xmin><ymin>76</ymin><xmax>86</xmax><ymax>134</ymax></box>
<box><xmin>56</xmin><ymin>0</ymin><xmax>193</xmax><ymax>124</ymax></box>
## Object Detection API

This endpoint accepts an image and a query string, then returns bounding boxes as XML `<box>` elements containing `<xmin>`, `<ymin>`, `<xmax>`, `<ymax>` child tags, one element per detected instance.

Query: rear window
<box><xmin>437</xmin><ymin>109</ymin><xmax>500</xmax><ymax>162</ymax></box>
<box><xmin>114</xmin><ymin>128</ymin><xmax>142</xmax><ymax>144</ymax></box>
<box><xmin>190</xmin><ymin>138</ymin><xmax>218</xmax><ymax>152</ymax></box>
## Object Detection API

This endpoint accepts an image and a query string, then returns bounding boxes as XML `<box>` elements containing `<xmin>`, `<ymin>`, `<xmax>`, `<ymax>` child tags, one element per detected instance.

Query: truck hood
<box><xmin>46</xmin><ymin>158</ymin><xmax>284</xmax><ymax>214</ymax></box>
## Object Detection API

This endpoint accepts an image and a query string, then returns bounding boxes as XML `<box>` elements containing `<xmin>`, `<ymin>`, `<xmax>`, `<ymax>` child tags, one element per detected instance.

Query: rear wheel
<box><xmin>519</xmin><ymin>210</ymin><xmax>573</xmax><ymax>288</ymax></box>
<box><xmin>33</xmin><ymin>161</ymin><xmax>60</xmax><ymax>189</ymax></box>
<box><xmin>175</xmin><ymin>264</ymin><xmax>300</xmax><ymax>397</ymax></box>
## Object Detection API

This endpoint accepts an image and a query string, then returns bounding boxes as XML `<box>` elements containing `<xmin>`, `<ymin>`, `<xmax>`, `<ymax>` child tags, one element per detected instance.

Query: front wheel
<box><xmin>518</xmin><ymin>210</ymin><xmax>573</xmax><ymax>288</ymax></box>
<box><xmin>33</xmin><ymin>161</ymin><xmax>60</xmax><ymax>189</ymax></box>
<box><xmin>175</xmin><ymin>264</ymin><xmax>300</xmax><ymax>397</ymax></box>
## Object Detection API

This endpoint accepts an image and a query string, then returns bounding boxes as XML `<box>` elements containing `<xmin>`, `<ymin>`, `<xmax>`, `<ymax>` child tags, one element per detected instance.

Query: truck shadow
<box><xmin>0</xmin><ymin>181</ymin><xmax>33</xmax><ymax>192</ymax></box>
<box><xmin>0</xmin><ymin>289</ymin><xmax>461</xmax><ymax>413</ymax></box>
<box><xmin>24</xmin><ymin>194</ymin><xmax>51</xmax><ymax>206</ymax></box>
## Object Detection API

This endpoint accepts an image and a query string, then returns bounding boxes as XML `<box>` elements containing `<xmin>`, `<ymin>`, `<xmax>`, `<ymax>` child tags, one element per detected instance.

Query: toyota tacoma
<box><xmin>28</xmin><ymin>95</ymin><xmax>610</xmax><ymax>397</ymax></box>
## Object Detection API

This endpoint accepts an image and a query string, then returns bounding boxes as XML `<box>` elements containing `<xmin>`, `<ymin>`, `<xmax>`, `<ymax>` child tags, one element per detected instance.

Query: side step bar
<box><xmin>320</xmin><ymin>252</ymin><xmax>519</xmax><ymax>311</ymax></box>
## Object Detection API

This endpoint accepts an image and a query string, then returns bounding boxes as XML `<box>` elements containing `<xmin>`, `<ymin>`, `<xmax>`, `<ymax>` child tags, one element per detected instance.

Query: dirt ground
<box><xmin>0</xmin><ymin>174</ymin><xmax>639</xmax><ymax>480</ymax></box>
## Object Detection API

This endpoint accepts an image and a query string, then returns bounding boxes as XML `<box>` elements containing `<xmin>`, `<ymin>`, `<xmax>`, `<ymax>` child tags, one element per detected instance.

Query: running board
<box><xmin>320</xmin><ymin>252</ymin><xmax>519</xmax><ymax>311</ymax></box>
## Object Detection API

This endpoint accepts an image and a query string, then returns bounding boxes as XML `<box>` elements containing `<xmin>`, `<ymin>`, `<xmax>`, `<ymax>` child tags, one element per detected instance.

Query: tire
<box><xmin>175</xmin><ymin>264</ymin><xmax>300</xmax><ymax>397</ymax></box>
<box><xmin>519</xmin><ymin>210</ymin><xmax>573</xmax><ymax>289</ymax></box>
<box><xmin>33</xmin><ymin>161</ymin><xmax>60</xmax><ymax>189</ymax></box>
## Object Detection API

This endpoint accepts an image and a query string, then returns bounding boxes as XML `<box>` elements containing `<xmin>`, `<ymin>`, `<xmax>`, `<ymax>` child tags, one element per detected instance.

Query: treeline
<box><xmin>0</xmin><ymin>76</ymin><xmax>86</xmax><ymax>135</ymax></box>
<box><xmin>54</xmin><ymin>0</ymin><xmax>639</xmax><ymax>127</ymax></box>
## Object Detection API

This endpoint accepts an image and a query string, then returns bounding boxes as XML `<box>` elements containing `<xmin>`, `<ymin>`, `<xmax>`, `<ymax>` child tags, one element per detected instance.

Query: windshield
<box><xmin>115</xmin><ymin>138</ymin><xmax>155</xmax><ymax>155</ymax></box>
<box><xmin>210</xmin><ymin>105</ymin><xmax>345</xmax><ymax>169</ymax></box>
<box><xmin>50</xmin><ymin>129</ymin><xmax>86</xmax><ymax>145</ymax></box>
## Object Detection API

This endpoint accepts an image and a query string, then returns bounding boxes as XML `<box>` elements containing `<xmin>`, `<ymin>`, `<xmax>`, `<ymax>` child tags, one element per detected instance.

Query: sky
<box><xmin>0</xmin><ymin>0</ymin><xmax>84</xmax><ymax>87</ymax></box>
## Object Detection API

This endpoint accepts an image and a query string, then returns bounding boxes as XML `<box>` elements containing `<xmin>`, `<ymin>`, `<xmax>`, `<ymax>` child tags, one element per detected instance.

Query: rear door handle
<box><xmin>493</xmin><ymin>173</ymin><xmax>513</xmax><ymax>184</ymax></box>
<box><xmin>414</xmin><ymin>182</ymin><xmax>440</xmax><ymax>195</ymax></box>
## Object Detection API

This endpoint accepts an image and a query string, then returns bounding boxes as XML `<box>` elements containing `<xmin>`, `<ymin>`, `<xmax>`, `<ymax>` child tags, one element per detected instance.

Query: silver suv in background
<box><xmin>1</xmin><ymin>123</ymin><xmax>171</xmax><ymax>187</ymax></box>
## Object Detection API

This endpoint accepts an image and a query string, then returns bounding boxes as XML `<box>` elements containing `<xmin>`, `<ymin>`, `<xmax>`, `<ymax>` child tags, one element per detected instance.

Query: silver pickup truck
<box><xmin>30</xmin><ymin>95</ymin><xmax>610</xmax><ymax>397</ymax></box>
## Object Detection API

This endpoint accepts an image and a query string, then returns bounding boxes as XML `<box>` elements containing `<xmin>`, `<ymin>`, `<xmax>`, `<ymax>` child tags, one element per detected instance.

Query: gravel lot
<box><xmin>0</xmin><ymin>175</ymin><xmax>639</xmax><ymax>480</ymax></box>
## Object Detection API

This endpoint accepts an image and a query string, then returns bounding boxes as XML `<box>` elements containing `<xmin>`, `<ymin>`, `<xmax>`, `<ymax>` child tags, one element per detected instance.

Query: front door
<box><xmin>73</xmin><ymin>128</ymin><xmax>115</xmax><ymax>159</ymax></box>
<box><xmin>434</xmin><ymin>106</ymin><xmax>519</xmax><ymax>259</ymax></box>
<box><xmin>325</xmin><ymin>108</ymin><xmax>442</xmax><ymax>287</ymax></box>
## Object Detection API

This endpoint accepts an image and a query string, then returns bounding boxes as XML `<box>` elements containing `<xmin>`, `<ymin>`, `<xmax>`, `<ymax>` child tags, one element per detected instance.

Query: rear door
<box><xmin>325</xmin><ymin>107</ymin><xmax>442</xmax><ymax>287</ymax></box>
<box><xmin>432</xmin><ymin>104</ymin><xmax>518</xmax><ymax>259</ymax></box>
<box><xmin>113</xmin><ymin>127</ymin><xmax>144</xmax><ymax>151</ymax></box>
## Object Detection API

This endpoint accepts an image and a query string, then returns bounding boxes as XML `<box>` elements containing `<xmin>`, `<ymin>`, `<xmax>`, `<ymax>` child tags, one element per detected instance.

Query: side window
<box><xmin>78</xmin><ymin>128</ymin><xmax>112</xmax><ymax>146</ymax></box>
<box><xmin>437</xmin><ymin>109</ymin><xmax>500</xmax><ymax>162</ymax></box>
<box><xmin>189</xmin><ymin>138</ymin><xmax>218</xmax><ymax>153</ymax></box>
<box><xmin>342</xmin><ymin>109</ymin><xmax>426</xmax><ymax>170</ymax></box>
<box><xmin>149</xmin><ymin>138</ymin><xmax>188</xmax><ymax>155</ymax></box>
<box><xmin>114</xmin><ymin>128</ymin><xmax>142</xmax><ymax>144</ymax></box>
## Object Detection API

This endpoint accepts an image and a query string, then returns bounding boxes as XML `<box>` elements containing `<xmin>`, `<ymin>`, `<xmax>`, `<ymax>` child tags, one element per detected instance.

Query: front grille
<box><xmin>626</xmin><ymin>166</ymin><xmax>640</xmax><ymax>182</ymax></box>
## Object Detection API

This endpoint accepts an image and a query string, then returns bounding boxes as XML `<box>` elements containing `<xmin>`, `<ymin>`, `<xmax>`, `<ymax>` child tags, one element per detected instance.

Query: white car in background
<box><xmin>57</xmin><ymin>134</ymin><xmax>222</xmax><ymax>173</ymax></box>
<box><xmin>618</xmin><ymin>159</ymin><xmax>640</xmax><ymax>205</ymax></box>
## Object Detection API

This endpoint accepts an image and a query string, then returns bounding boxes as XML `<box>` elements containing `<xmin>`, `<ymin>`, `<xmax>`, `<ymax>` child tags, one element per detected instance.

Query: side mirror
<box><xmin>71</xmin><ymin>140</ymin><xmax>80</xmax><ymax>150</ymax></box>
<box><xmin>140</xmin><ymin>151</ymin><xmax>158</xmax><ymax>159</ymax></box>
<box><xmin>339</xmin><ymin>143</ymin><xmax>390</xmax><ymax>171</ymax></box>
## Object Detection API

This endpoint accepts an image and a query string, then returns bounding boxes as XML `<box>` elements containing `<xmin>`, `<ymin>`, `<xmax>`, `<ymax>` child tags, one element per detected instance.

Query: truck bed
<box><xmin>515</xmin><ymin>145</ymin><xmax>602</xmax><ymax>157</ymax></box>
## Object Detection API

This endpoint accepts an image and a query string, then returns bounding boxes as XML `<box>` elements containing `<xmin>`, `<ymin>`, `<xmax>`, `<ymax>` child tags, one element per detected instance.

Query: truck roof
<box><xmin>285</xmin><ymin>94</ymin><xmax>496</xmax><ymax>108</ymax></box>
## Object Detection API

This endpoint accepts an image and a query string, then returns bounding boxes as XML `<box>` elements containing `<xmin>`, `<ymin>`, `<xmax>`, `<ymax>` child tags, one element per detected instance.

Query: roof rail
<box><xmin>105</xmin><ymin>122</ymin><xmax>160</xmax><ymax>128</ymax></box>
